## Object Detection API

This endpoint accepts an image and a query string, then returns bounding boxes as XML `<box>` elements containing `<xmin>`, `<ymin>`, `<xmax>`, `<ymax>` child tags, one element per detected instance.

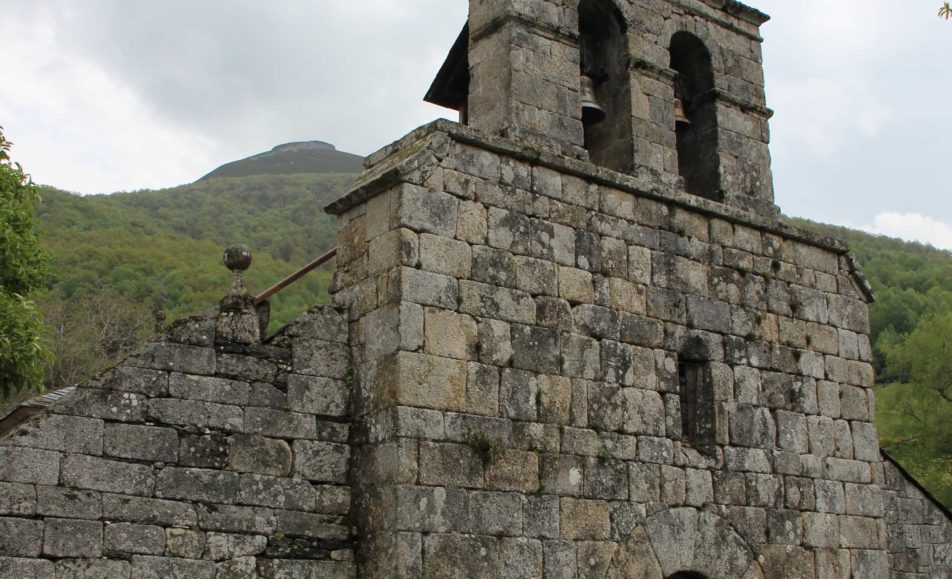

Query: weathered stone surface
<box><xmin>196</xmin><ymin>504</ymin><xmax>274</xmax><ymax>535</ymax></box>
<box><xmin>61</xmin><ymin>455</ymin><xmax>154</xmax><ymax>496</ymax></box>
<box><xmin>239</xmin><ymin>473</ymin><xmax>315</xmax><ymax>510</ymax></box>
<box><xmin>3</xmin><ymin>414</ymin><xmax>102</xmax><ymax>455</ymax></box>
<box><xmin>205</xmin><ymin>532</ymin><xmax>267</xmax><ymax>561</ymax></box>
<box><xmin>50</xmin><ymin>387</ymin><xmax>146</xmax><ymax>423</ymax></box>
<box><xmin>130</xmin><ymin>555</ymin><xmax>216</xmax><ymax>579</ymax></box>
<box><xmin>292</xmin><ymin>339</ymin><xmax>350</xmax><ymax>379</ymax></box>
<box><xmin>131</xmin><ymin>342</ymin><xmax>216</xmax><ymax>375</ymax></box>
<box><xmin>36</xmin><ymin>486</ymin><xmax>101</xmax><ymax>519</ymax></box>
<box><xmin>286</xmin><ymin>375</ymin><xmax>350</xmax><ymax>418</ymax></box>
<box><xmin>103</xmin><ymin>494</ymin><xmax>198</xmax><ymax>527</ymax></box>
<box><xmin>168</xmin><ymin>373</ymin><xmax>250</xmax><ymax>405</ymax></box>
<box><xmin>104</xmin><ymin>424</ymin><xmax>178</xmax><ymax>463</ymax></box>
<box><xmin>0</xmin><ymin>518</ymin><xmax>43</xmax><ymax>556</ymax></box>
<box><xmin>511</xmin><ymin>324</ymin><xmax>560</xmax><ymax>374</ymax></box>
<box><xmin>43</xmin><ymin>518</ymin><xmax>102</xmax><ymax>558</ymax></box>
<box><xmin>56</xmin><ymin>558</ymin><xmax>131</xmax><ymax>578</ymax></box>
<box><xmin>228</xmin><ymin>435</ymin><xmax>292</xmax><ymax>476</ymax></box>
<box><xmin>0</xmin><ymin>556</ymin><xmax>54</xmax><ymax>577</ymax></box>
<box><xmin>425</xmin><ymin>309</ymin><xmax>478</xmax><ymax>360</ymax></box>
<box><xmin>165</xmin><ymin>527</ymin><xmax>206</xmax><ymax>559</ymax></box>
<box><xmin>560</xmin><ymin>498</ymin><xmax>610</xmax><ymax>540</ymax></box>
<box><xmin>155</xmin><ymin>468</ymin><xmax>239</xmax><ymax>504</ymax></box>
<box><xmin>244</xmin><ymin>408</ymin><xmax>315</xmax><ymax>439</ymax></box>
<box><xmin>179</xmin><ymin>434</ymin><xmax>229</xmax><ymax>468</ymax></box>
<box><xmin>397</xmin><ymin>184</ymin><xmax>459</xmax><ymax>237</ymax></box>
<box><xmin>420</xmin><ymin>442</ymin><xmax>483</xmax><ymax>488</ymax></box>
<box><xmin>104</xmin><ymin>522</ymin><xmax>165</xmax><ymax>555</ymax></box>
<box><xmin>146</xmin><ymin>398</ymin><xmax>243</xmax><ymax>432</ymax></box>
<box><xmin>294</xmin><ymin>441</ymin><xmax>350</xmax><ymax>483</ymax></box>
<box><xmin>385</xmin><ymin>351</ymin><xmax>467</xmax><ymax>412</ymax></box>
<box><xmin>0</xmin><ymin>483</ymin><xmax>34</xmax><ymax>518</ymax></box>
<box><xmin>423</xmin><ymin>533</ymin><xmax>498</xmax><ymax>578</ymax></box>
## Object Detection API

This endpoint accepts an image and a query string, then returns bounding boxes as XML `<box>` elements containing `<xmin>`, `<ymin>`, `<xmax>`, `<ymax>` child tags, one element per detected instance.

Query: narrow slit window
<box><xmin>678</xmin><ymin>361</ymin><xmax>703</xmax><ymax>443</ymax></box>
<box><xmin>678</xmin><ymin>358</ymin><xmax>724</xmax><ymax>448</ymax></box>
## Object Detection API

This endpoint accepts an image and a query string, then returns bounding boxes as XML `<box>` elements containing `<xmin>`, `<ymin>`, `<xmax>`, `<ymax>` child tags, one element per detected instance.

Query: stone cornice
<box><xmin>470</xmin><ymin>10</ymin><xmax>578</xmax><ymax>46</ymax></box>
<box><xmin>698</xmin><ymin>87</ymin><xmax>773</xmax><ymax>119</ymax></box>
<box><xmin>672</xmin><ymin>0</ymin><xmax>767</xmax><ymax>41</ymax></box>
<box><xmin>327</xmin><ymin>120</ymin><xmax>871</xmax><ymax>299</ymax></box>
<box><xmin>630</xmin><ymin>58</ymin><xmax>678</xmax><ymax>82</ymax></box>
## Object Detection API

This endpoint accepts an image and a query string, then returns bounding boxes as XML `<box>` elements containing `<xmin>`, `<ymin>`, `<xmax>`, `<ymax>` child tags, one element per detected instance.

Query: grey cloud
<box><xmin>41</xmin><ymin>0</ymin><xmax>466</xmax><ymax>156</ymax></box>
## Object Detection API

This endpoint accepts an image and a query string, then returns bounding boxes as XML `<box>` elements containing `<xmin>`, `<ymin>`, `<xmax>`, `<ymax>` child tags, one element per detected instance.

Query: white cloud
<box><xmin>770</xmin><ymin>77</ymin><xmax>889</xmax><ymax>160</ymax></box>
<box><xmin>859</xmin><ymin>212</ymin><xmax>952</xmax><ymax>251</ymax></box>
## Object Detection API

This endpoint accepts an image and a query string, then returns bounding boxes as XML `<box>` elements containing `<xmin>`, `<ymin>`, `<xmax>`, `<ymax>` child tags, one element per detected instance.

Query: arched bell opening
<box><xmin>667</xmin><ymin>573</ymin><xmax>709</xmax><ymax>579</ymax></box>
<box><xmin>579</xmin><ymin>0</ymin><xmax>633</xmax><ymax>173</ymax></box>
<box><xmin>670</xmin><ymin>31</ymin><xmax>720</xmax><ymax>201</ymax></box>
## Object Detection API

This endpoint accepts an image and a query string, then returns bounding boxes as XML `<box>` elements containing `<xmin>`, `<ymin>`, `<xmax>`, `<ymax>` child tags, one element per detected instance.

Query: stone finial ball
<box><xmin>223</xmin><ymin>245</ymin><xmax>253</xmax><ymax>272</ymax></box>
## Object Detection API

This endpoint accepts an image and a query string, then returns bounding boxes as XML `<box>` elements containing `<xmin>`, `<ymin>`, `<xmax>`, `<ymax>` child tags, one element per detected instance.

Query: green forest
<box><xmin>4</xmin><ymin>153</ymin><xmax>950</xmax><ymax>508</ymax></box>
<box><xmin>34</xmin><ymin>172</ymin><xmax>351</xmax><ymax>390</ymax></box>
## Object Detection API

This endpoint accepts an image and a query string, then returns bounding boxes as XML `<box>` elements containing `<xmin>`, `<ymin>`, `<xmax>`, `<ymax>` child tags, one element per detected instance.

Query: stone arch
<box><xmin>607</xmin><ymin>507</ymin><xmax>764</xmax><ymax>579</ymax></box>
<box><xmin>661</xmin><ymin>17</ymin><xmax>726</xmax><ymax>74</ymax></box>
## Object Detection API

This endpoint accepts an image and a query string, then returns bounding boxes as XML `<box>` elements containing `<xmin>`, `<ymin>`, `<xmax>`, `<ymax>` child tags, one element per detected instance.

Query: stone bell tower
<box><xmin>323</xmin><ymin>0</ymin><xmax>949</xmax><ymax>577</ymax></box>
<box><xmin>426</xmin><ymin>0</ymin><xmax>776</xmax><ymax>217</ymax></box>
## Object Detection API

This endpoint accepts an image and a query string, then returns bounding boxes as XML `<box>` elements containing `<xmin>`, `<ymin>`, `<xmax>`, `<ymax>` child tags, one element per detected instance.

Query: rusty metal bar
<box><xmin>255</xmin><ymin>247</ymin><xmax>338</xmax><ymax>305</ymax></box>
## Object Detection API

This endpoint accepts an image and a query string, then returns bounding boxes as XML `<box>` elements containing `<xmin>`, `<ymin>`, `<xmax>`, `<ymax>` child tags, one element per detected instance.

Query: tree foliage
<box><xmin>940</xmin><ymin>2</ymin><xmax>952</xmax><ymax>19</ymax></box>
<box><xmin>30</xmin><ymin>172</ymin><xmax>350</xmax><ymax>393</ymax></box>
<box><xmin>0</xmin><ymin>127</ymin><xmax>51</xmax><ymax>398</ymax></box>
<box><xmin>40</xmin><ymin>288</ymin><xmax>152</xmax><ymax>390</ymax></box>
<box><xmin>877</xmin><ymin>313</ymin><xmax>952</xmax><ymax>507</ymax></box>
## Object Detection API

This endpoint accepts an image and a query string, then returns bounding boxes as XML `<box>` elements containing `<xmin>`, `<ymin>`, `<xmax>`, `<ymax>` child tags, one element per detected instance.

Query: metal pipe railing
<box><xmin>255</xmin><ymin>247</ymin><xmax>338</xmax><ymax>305</ymax></box>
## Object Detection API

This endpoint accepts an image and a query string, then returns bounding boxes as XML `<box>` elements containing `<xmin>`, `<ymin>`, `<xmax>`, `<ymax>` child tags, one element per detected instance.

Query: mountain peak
<box><xmin>271</xmin><ymin>141</ymin><xmax>337</xmax><ymax>153</ymax></box>
<box><xmin>200</xmin><ymin>141</ymin><xmax>363</xmax><ymax>181</ymax></box>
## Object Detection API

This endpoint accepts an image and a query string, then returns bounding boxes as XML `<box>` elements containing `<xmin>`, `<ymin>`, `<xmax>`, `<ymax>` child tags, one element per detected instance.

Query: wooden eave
<box><xmin>424</xmin><ymin>23</ymin><xmax>469</xmax><ymax>111</ymax></box>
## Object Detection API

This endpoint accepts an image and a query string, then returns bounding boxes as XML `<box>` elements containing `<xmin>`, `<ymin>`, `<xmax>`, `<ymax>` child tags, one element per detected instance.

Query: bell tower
<box><xmin>426</xmin><ymin>0</ymin><xmax>777</xmax><ymax>217</ymax></box>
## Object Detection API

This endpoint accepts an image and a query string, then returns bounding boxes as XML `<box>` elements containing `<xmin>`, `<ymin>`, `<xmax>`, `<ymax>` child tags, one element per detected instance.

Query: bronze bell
<box><xmin>580</xmin><ymin>75</ymin><xmax>606</xmax><ymax>125</ymax></box>
<box><xmin>674</xmin><ymin>97</ymin><xmax>691</xmax><ymax>126</ymax></box>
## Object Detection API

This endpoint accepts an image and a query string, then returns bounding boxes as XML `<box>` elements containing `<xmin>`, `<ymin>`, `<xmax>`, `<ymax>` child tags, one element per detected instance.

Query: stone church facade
<box><xmin>1</xmin><ymin>0</ymin><xmax>950</xmax><ymax>577</ymax></box>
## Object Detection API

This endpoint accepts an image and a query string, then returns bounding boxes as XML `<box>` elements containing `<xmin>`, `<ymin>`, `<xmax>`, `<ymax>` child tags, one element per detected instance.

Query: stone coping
<box><xmin>326</xmin><ymin>119</ymin><xmax>875</xmax><ymax>302</ymax></box>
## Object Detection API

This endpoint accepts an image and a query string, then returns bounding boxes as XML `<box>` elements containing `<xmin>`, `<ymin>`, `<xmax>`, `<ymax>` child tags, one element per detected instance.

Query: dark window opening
<box><xmin>678</xmin><ymin>361</ymin><xmax>703</xmax><ymax>443</ymax></box>
<box><xmin>678</xmin><ymin>357</ymin><xmax>724</xmax><ymax>449</ymax></box>
<box><xmin>670</xmin><ymin>32</ymin><xmax>720</xmax><ymax>201</ymax></box>
<box><xmin>579</xmin><ymin>0</ymin><xmax>633</xmax><ymax>173</ymax></box>
<box><xmin>667</xmin><ymin>573</ymin><xmax>709</xmax><ymax>579</ymax></box>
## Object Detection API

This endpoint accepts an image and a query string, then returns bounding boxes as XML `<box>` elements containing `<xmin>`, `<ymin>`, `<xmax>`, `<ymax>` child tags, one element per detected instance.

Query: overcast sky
<box><xmin>1</xmin><ymin>0</ymin><xmax>950</xmax><ymax>249</ymax></box>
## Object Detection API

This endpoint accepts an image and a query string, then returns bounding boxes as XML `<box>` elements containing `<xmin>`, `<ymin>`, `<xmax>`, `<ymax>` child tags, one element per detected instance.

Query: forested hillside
<box><xmin>11</xmin><ymin>149</ymin><xmax>951</xmax><ymax>507</ymax></box>
<box><xmin>35</xmin><ymin>171</ymin><xmax>352</xmax><ymax>390</ymax></box>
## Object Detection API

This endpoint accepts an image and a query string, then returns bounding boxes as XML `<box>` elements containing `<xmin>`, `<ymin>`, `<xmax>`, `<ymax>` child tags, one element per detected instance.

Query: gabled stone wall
<box><xmin>883</xmin><ymin>456</ymin><xmax>952</xmax><ymax>577</ymax></box>
<box><xmin>0</xmin><ymin>306</ymin><xmax>356</xmax><ymax>578</ymax></box>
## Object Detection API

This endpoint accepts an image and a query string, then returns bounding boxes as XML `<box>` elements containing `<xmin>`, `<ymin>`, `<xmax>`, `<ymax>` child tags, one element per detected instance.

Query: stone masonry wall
<box><xmin>328</xmin><ymin>120</ymin><xmax>898</xmax><ymax>578</ymax></box>
<box><xmin>883</xmin><ymin>455</ymin><xmax>952</xmax><ymax>577</ymax></box>
<box><xmin>0</xmin><ymin>306</ymin><xmax>356</xmax><ymax>578</ymax></box>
